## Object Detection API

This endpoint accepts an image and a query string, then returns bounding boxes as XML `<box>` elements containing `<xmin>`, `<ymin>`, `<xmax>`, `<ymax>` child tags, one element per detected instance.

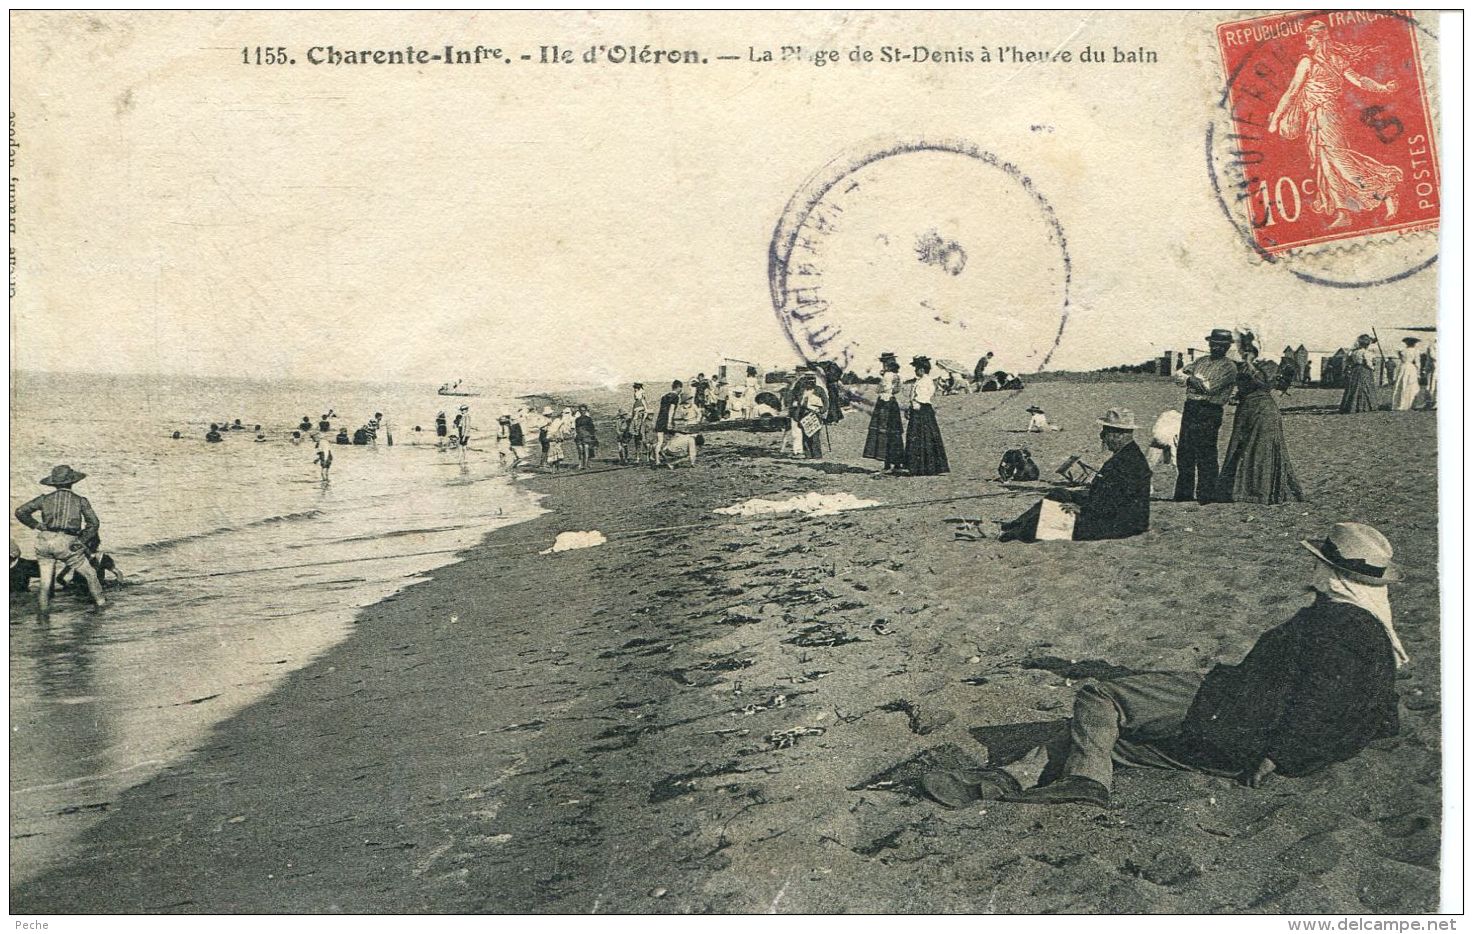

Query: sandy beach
<box><xmin>11</xmin><ymin>377</ymin><xmax>1441</xmax><ymax>914</ymax></box>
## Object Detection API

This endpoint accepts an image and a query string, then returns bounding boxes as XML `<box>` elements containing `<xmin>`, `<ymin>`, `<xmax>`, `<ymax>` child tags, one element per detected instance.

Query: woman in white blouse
<box><xmin>904</xmin><ymin>356</ymin><xmax>950</xmax><ymax>475</ymax></box>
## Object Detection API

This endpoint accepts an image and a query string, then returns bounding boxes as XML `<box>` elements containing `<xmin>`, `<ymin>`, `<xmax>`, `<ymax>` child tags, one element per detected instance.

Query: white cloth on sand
<box><xmin>715</xmin><ymin>492</ymin><xmax>880</xmax><ymax>518</ymax></box>
<box><xmin>540</xmin><ymin>530</ymin><xmax>608</xmax><ymax>555</ymax></box>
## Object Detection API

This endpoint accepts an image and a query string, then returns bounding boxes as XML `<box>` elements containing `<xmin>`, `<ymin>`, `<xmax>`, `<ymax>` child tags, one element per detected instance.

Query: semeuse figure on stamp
<box><xmin>922</xmin><ymin>522</ymin><xmax>1406</xmax><ymax>809</ymax></box>
<box><xmin>1268</xmin><ymin>19</ymin><xmax>1403</xmax><ymax>231</ymax></box>
<box><xmin>1173</xmin><ymin>329</ymin><xmax>1237</xmax><ymax>503</ymax></box>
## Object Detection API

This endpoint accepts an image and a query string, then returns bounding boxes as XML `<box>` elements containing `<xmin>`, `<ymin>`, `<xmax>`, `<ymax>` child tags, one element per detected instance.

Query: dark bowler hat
<box><xmin>1301</xmin><ymin>522</ymin><xmax>1402</xmax><ymax>586</ymax></box>
<box><xmin>1026</xmin><ymin>405</ymin><xmax>1045</xmax><ymax>414</ymax></box>
<box><xmin>40</xmin><ymin>464</ymin><xmax>87</xmax><ymax>486</ymax></box>
<box><xmin>1206</xmin><ymin>328</ymin><xmax>1234</xmax><ymax>344</ymax></box>
<box><xmin>879</xmin><ymin>351</ymin><xmax>898</xmax><ymax>362</ymax></box>
<box><xmin>911</xmin><ymin>355</ymin><xmax>931</xmax><ymax>368</ymax></box>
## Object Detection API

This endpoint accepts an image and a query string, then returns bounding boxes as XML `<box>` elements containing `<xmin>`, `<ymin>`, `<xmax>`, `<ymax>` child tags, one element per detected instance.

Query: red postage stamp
<box><xmin>1215</xmin><ymin>10</ymin><xmax>1439</xmax><ymax>255</ymax></box>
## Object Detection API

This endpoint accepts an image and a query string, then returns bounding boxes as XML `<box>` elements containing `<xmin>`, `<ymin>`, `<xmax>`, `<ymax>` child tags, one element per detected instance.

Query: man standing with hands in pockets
<box><xmin>1173</xmin><ymin>329</ymin><xmax>1238</xmax><ymax>504</ymax></box>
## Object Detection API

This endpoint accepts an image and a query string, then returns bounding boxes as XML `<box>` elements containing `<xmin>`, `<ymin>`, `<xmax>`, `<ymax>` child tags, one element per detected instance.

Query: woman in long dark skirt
<box><xmin>1339</xmin><ymin>334</ymin><xmax>1379</xmax><ymax>413</ymax></box>
<box><xmin>1218</xmin><ymin>360</ymin><xmax>1304</xmax><ymax>504</ymax></box>
<box><xmin>862</xmin><ymin>352</ymin><xmax>906</xmax><ymax>472</ymax></box>
<box><xmin>904</xmin><ymin>356</ymin><xmax>950</xmax><ymax>476</ymax></box>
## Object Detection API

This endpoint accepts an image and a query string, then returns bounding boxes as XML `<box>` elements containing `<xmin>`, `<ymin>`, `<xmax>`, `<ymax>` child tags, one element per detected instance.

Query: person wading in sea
<box><xmin>14</xmin><ymin>465</ymin><xmax>107</xmax><ymax>613</ymax></box>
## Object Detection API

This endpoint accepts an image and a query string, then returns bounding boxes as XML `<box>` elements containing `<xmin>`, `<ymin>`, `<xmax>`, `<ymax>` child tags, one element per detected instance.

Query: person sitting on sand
<box><xmin>299</xmin><ymin>416</ymin><xmax>313</xmax><ymax>432</ymax></box>
<box><xmin>662</xmin><ymin>432</ymin><xmax>704</xmax><ymax>469</ymax></box>
<box><xmin>921</xmin><ymin>522</ymin><xmax>1406</xmax><ymax>809</ymax></box>
<box><xmin>290</xmin><ymin>430</ymin><xmax>302</xmax><ymax>444</ymax></box>
<box><xmin>1000</xmin><ymin>408</ymin><xmax>1151</xmax><ymax>542</ymax></box>
<box><xmin>205</xmin><ymin>424</ymin><xmax>224</xmax><ymax>443</ymax></box>
<box><xmin>334</xmin><ymin>428</ymin><xmax>351</xmax><ymax>445</ymax></box>
<box><xmin>1026</xmin><ymin>405</ymin><xmax>1061</xmax><ymax>432</ymax></box>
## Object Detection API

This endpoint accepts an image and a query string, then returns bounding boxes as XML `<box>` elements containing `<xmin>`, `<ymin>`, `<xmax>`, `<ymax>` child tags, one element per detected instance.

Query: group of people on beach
<box><xmin>916</xmin><ymin>329</ymin><xmax>1415</xmax><ymax>809</ymax></box>
<box><xmin>860</xmin><ymin>352</ymin><xmax>950</xmax><ymax>476</ymax></box>
<box><xmin>511</xmin><ymin>404</ymin><xmax>600</xmax><ymax>471</ymax></box>
<box><xmin>1337</xmin><ymin>333</ymin><xmax>1435</xmax><ymax>414</ymax></box>
<box><xmin>1172</xmin><ymin>328</ymin><xmax>1304</xmax><ymax>506</ymax></box>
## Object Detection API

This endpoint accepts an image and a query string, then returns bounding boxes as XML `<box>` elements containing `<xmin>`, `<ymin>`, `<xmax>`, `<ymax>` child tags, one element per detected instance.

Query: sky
<box><xmin>9</xmin><ymin>11</ymin><xmax>1444</xmax><ymax>386</ymax></box>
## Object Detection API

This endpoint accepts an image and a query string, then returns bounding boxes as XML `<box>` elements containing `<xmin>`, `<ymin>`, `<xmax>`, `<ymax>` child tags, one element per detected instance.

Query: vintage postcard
<box><xmin>7</xmin><ymin>10</ymin><xmax>1459</xmax><ymax>922</ymax></box>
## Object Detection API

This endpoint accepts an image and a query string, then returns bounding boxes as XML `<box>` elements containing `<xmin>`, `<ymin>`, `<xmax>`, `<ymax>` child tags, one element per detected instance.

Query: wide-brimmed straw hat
<box><xmin>40</xmin><ymin>464</ymin><xmax>87</xmax><ymax>486</ymax></box>
<box><xmin>541</xmin><ymin>406</ymin><xmax>555</xmax><ymax>416</ymax></box>
<box><xmin>1026</xmin><ymin>405</ymin><xmax>1045</xmax><ymax>414</ymax></box>
<box><xmin>1300</xmin><ymin>522</ymin><xmax>1402</xmax><ymax>586</ymax></box>
<box><xmin>1096</xmin><ymin>408</ymin><xmax>1137</xmax><ymax>431</ymax></box>
<box><xmin>1402</xmin><ymin>337</ymin><xmax>1421</xmax><ymax>346</ymax></box>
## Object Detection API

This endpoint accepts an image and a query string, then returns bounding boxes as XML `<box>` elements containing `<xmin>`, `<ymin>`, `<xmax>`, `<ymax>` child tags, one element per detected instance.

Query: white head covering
<box><xmin>1311</xmin><ymin>562</ymin><xmax>1409</xmax><ymax>667</ymax></box>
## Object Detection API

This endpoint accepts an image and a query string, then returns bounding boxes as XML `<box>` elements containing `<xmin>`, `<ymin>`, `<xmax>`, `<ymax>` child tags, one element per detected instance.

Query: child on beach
<box><xmin>1026</xmin><ymin>406</ymin><xmax>1062</xmax><ymax>432</ymax></box>
<box><xmin>574</xmin><ymin>405</ymin><xmax>598</xmax><ymax>469</ymax></box>
<box><xmin>314</xmin><ymin>447</ymin><xmax>333</xmax><ymax>481</ymax></box>
<box><xmin>615</xmin><ymin>411</ymin><xmax>633</xmax><ymax>464</ymax></box>
<box><xmin>495</xmin><ymin>415</ymin><xmax>513</xmax><ymax>466</ymax></box>
<box><xmin>508</xmin><ymin>414</ymin><xmax>528</xmax><ymax>468</ymax></box>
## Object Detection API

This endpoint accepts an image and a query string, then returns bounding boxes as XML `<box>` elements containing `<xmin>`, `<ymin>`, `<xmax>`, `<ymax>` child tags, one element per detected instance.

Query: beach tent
<box><xmin>934</xmin><ymin>359</ymin><xmax>972</xmax><ymax>394</ymax></box>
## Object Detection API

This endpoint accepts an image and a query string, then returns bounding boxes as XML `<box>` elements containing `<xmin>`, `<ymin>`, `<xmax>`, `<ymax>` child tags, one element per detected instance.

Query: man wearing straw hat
<box><xmin>922</xmin><ymin>522</ymin><xmax>1405</xmax><ymax>809</ymax></box>
<box><xmin>14</xmin><ymin>465</ymin><xmax>107</xmax><ymax>612</ymax></box>
<box><xmin>999</xmin><ymin>407</ymin><xmax>1151</xmax><ymax>542</ymax></box>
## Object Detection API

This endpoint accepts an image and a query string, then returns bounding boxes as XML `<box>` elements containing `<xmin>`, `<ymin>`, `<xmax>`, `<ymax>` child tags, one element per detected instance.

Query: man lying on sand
<box><xmin>999</xmin><ymin>408</ymin><xmax>1151</xmax><ymax>542</ymax></box>
<box><xmin>922</xmin><ymin>522</ymin><xmax>1405</xmax><ymax>809</ymax></box>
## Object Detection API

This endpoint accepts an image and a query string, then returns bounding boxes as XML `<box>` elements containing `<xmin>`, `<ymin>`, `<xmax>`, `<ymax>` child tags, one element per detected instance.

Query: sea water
<box><xmin>7</xmin><ymin>372</ymin><xmax>551</xmax><ymax>884</ymax></box>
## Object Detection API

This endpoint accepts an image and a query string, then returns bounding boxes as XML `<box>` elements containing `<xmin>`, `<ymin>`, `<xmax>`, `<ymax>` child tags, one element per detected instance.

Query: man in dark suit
<box><xmin>999</xmin><ymin>407</ymin><xmax>1152</xmax><ymax>543</ymax></box>
<box><xmin>922</xmin><ymin>522</ymin><xmax>1404</xmax><ymax>809</ymax></box>
<box><xmin>1061</xmin><ymin>407</ymin><xmax>1152</xmax><ymax>541</ymax></box>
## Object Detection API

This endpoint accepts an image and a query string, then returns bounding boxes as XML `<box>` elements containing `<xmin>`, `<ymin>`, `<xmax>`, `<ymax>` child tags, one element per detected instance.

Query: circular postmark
<box><xmin>1206</xmin><ymin>10</ymin><xmax>1440</xmax><ymax>288</ymax></box>
<box><xmin>768</xmin><ymin>136</ymin><xmax>1071</xmax><ymax>413</ymax></box>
